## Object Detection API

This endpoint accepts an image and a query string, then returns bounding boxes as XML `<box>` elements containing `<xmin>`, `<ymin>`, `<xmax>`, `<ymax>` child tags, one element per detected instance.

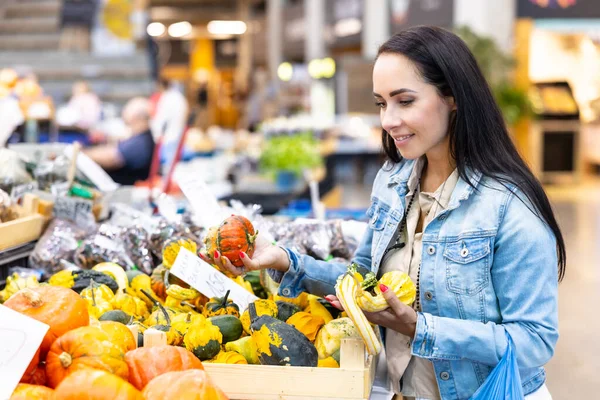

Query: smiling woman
<box><xmin>210</xmin><ymin>26</ymin><xmax>563</xmax><ymax>400</ymax></box>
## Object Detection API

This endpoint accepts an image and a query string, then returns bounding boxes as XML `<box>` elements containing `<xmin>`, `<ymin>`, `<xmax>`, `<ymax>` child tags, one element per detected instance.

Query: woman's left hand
<box><xmin>324</xmin><ymin>285</ymin><xmax>418</xmax><ymax>338</ymax></box>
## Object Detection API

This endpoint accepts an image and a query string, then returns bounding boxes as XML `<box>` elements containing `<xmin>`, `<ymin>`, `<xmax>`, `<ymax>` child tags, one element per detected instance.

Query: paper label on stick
<box><xmin>170</xmin><ymin>248</ymin><xmax>258</xmax><ymax>312</ymax></box>
<box><xmin>51</xmin><ymin>181</ymin><xmax>70</xmax><ymax>197</ymax></box>
<box><xmin>0</xmin><ymin>305</ymin><xmax>49</xmax><ymax>399</ymax></box>
<box><xmin>176</xmin><ymin>175</ymin><xmax>223</xmax><ymax>227</ymax></box>
<box><xmin>10</xmin><ymin>182</ymin><xmax>38</xmax><ymax>202</ymax></box>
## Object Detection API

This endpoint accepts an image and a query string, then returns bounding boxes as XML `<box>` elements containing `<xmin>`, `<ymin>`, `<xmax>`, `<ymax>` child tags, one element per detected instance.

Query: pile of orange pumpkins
<box><xmin>5</xmin><ymin>285</ymin><xmax>228</xmax><ymax>400</ymax></box>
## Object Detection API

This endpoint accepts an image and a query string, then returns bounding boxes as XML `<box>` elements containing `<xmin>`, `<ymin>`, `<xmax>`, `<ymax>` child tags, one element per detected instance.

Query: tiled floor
<box><xmin>341</xmin><ymin>177</ymin><xmax>600</xmax><ymax>399</ymax></box>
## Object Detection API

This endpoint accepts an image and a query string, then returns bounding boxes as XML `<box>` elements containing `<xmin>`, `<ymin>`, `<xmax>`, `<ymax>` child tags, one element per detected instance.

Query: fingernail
<box><xmin>239</xmin><ymin>252</ymin><xmax>245</xmax><ymax>259</ymax></box>
<box><xmin>379</xmin><ymin>284</ymin><xmax>388</xmax><ymax>293</ymax></box>
<box><xmin>214</xmin><ymin>251</ymin><xmax>219</xmax><ymax>259</ymax></box>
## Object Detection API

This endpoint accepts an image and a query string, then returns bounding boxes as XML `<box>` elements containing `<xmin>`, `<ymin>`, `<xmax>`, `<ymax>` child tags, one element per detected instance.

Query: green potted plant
<box><xmin>259</xmin><ymin>132</ymin><xmax>323</xmax><ymax>191</ymax></box>
<box><xmin>455</xmin><ymin>26</ymin><xmax>531</xmax><ymax>126</ymax></box>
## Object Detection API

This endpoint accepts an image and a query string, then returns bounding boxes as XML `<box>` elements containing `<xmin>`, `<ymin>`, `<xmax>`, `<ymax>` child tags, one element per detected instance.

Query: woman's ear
<box><xmin>447</xmin><ymin>97</ymin><xmax>457</xmax><ymax>111</ymax></box>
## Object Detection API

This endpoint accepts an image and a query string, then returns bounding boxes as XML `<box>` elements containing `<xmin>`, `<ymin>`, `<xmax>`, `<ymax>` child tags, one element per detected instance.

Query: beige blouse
<box><xmin>380</xmin><ymin>157</ymin><xmax>459</xmax><ymax>398</ymax></box>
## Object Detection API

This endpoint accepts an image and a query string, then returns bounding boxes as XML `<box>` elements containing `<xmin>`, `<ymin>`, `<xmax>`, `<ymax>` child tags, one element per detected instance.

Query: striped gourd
<box><xmin>356</xmin><ymin>271</ymin><xmax>416</xmax><ymax>312</ymax></box>
<box><xmin>335</xmin><ymin>273</ymin><xmax>382</xmax><ymax>355</ymax></box>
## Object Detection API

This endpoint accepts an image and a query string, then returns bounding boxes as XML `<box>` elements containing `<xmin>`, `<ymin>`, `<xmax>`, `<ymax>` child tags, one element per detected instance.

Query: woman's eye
<box><xmin>375</xmin><ymin>102</ymin><xmax>386</xmax><ymax>108</ymax></box>
<box><xmin>399</xmin><ymin>100</ymin><xmax>413</xmax><ymax>106</ymax></box>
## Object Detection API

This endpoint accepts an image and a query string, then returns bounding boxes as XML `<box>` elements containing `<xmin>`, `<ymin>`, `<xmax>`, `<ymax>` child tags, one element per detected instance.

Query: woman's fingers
<box><xmin>239</xmin><ymin>251</ymin><xmax>261</xmax><ymax>271</ymax></box>
<box><xmin>324</xmin><ymin>295</ymin><xmax>344</xmax><ymax>311</ymax></box>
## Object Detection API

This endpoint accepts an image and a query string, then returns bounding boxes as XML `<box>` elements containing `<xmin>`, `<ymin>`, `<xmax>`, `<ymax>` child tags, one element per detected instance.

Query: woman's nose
<box><xmin>381</xmin><ymin>108</ymin><xmax>402</xmax><ymax>133</ymax></box>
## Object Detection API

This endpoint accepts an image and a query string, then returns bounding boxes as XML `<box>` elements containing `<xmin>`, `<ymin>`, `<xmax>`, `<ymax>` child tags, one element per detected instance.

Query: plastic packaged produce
<box><xmin>0</xmin><ymin>148</ymin><xmax>32</xmax><ymax>195</ymax></box>
<box><xmin>74</xmin><ymin>224</ymin><xmax>135</xmax><ymax>270</ymax></box>
<box><xmin>29</xmin><ymin>219</ymin><xmax>91</xmax><ymax>278</ymax></box>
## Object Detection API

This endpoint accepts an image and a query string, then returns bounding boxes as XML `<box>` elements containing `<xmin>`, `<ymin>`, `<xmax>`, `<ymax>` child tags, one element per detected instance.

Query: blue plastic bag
<box><xmin>470</xmin><ymin>332</ymin><xmax>525</xmax><ymax>400</ymax></box>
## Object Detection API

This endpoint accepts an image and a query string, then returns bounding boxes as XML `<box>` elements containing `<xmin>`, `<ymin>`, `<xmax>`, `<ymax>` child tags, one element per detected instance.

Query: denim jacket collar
<box><xmin>387</xmin><ymin>158</ymin><xmax>483</xmax><ymax>211</ymax></box>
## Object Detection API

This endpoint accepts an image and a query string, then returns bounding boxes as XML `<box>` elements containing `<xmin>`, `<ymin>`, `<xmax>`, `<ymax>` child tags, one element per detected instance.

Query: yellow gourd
<box><xmin>335</xmin><ymin>272</ymin><xmax>382</xmax><ymax>355</ymax></box>
<box><xmin>207</xmin><ymin>351</ymin><xmax>248</xmax><ymax>364</ymax></box>
<box><xmin>305</xmin><ymin>296</ymin><xmax>333</xmax><ymax>324</ymax></box>
<box><xmin>48</xmin><ymin>269</ymin><xmax>75</xmax><ymax>289</ymax></box>
<box><xmin>184</xmin><ymin>318</ymin><xmax>223</xmax><ymax>360</ymax></box>
<box><xmin>224</xmin><ymin>336</ymin><xmax>259</xmax><ymax>364</ymax></box>
<box><xmin>286</xmin><ymin>312</ymin><xmax>325</xmax><ymax>342</ymax></box>
<box><xmin>171</xmin><ymin>312</ymin><xmax>206</xmax><ymax>336</ymax></box>
<box><xmin>240</xmin><ymin>299</ymin><xmax>278</xmax><ymax>334</ymax></box>
<box><xmin>80</xmin><ymin>280</ymin><xmax>115</xmax><ymax>303</ymax></box>
<box><xmin>112</xmin><ymin>292</ymin><xmax>149</xmax><ymax>319</ymax></box>
<box><xmin>356</xmin><ymin>271</ymin><xmax>416</xmax><ymax>312</ymax></box>
<box><xmin>318</xmin><ymin>357</ymin><xmax>340</xmax><ymax>368</ymax></box>
<box><xmin>273</xmin><ymin>292</ymin><xmax>309</xmax><ymax>309</ymax></box>
<box><xmin>314</xmin><ymin>317</ymin><xmax>360</xmax><ymax>359</ymax></box>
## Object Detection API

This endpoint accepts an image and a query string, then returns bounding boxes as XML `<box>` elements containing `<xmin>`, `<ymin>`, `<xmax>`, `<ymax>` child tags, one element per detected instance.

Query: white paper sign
<box><xmin>170</xmin><ymin>248</ymin><xmax>258</xmax><ymax>312</ymax></box>
<box><xmin>0</xmin><ymin>305</ymin><xmax>49</xmax><ymax>399</ymax></box>
<box><xmin>53</xmin><ymin>196</ymin><xmax>94</xmax><ymax>225</ymax></box>
<box><xmin>63</xmin><ymin>145</ymin><xmax>120</xmax><ymax>193</ymax></box>
<box><xmin>10</xmin><ymin>182</ymin><xmax>38</xmax><ymax>202</ymax></box>
<box><xmin>176</xmin><ymin>175</ymin><xmax>224</xmax><ymax>227</ymax></box>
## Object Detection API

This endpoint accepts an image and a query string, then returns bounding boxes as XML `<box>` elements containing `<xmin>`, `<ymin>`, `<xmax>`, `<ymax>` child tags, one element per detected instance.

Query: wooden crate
<box><xmin>204</xmin><ymin>338</ymin><xmax>376</xmax><ymax>400</ymax></box>
<box><xmin>142</xmin><ymin>329</ymin><xmax>376</xmax><ymax>400</ymax></box>
<box><xmin>0</xmin><ymin>194</ymin><xmax>46</xmax><ymax>251</ymax></box>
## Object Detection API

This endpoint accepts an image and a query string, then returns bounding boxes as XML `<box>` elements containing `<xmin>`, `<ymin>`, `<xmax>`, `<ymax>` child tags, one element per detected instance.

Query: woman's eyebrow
<box><xmin>373</xmin><ymin>88</ymin><xmax>416</xmax><ymax>98</ymax></box>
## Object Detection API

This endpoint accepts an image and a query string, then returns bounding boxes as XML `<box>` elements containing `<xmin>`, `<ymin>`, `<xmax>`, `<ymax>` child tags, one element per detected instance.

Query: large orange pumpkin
<box><xmin>53</xmin><ymin>369</ymin><xmax>143</xmax><ymax>400</ymax></box>
<box><xmin>10</xmin><ymin>383</ymin><xmax>53</xmax><ymax>400</ymax></box>
<box><xmin>125</xmin><ymin>346</ymin><xmax>204</xmax><ymax>390</ymax></box>
<box><xmin>4</xmin><ymin>287</ymin><xmax>88</xmax><ymax>356</ymax></box>
<box><xmin>45</xmin><ymin>326</ymin><xmax>128</xmax><ymax>388</ymax></box>
<box><xmin>204</xmin><ymin>215</ymin><xmax>257</xmax><ymax>267</ymax></box>
<box><xmin>98</xmin><ymin>321</ymin><xmax>136</xmax><ymax>352</ymax></box>
<box><xmin>142</xmin><ymin>370</ymin><xmax>229</xmax><ymax>400</ymax></box>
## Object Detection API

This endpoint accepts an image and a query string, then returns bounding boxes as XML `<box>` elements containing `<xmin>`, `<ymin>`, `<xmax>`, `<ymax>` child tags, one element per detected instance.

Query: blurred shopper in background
<box><xmin>66</xmin><ymin>81</ymin><xmax>102</xmax><ymax>131</ymax></box>
<box><xmin>151</xmin><ymin>79</ymin><xmax>189</xmax><ymax>144</ymax></box>
<box><xmin>211</xmin><ymin>26</ymin><xmax>562</xmax><ymax>400</ymax></box>
<box><xmin>60</xmin><ymin>0</ymin><xmax>98</xmax><ymax>52</ymax></box>
<box><xmin>85</xmin><ymin>97</ymin><xmax>155</xmax><ymax>185</ymax></box>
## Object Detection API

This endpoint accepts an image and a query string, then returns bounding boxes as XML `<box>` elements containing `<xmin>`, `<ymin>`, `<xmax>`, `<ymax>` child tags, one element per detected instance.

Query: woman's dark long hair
<box><xmin>378</xmin><ymin>26</ymin><xmax>566</xmax><ymax>281</ymax></box>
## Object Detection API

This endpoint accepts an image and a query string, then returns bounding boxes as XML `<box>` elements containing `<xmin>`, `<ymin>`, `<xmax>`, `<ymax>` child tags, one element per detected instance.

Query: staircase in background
<box><xmin>0</xmin><ymin>0</ymin><xmax>153</xmax><ymax>109</ymax></box>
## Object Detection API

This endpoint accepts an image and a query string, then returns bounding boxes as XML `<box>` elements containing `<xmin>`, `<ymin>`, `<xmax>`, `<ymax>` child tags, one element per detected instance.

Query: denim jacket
<box><xmin>274</xmin><ymin>158</ymin><xmax>559</xmax><ymax>400</ymax></box>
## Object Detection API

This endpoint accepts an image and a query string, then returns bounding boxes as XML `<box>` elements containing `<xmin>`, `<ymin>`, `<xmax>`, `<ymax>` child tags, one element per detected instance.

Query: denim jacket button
<box><xmin>427</xmin><ymin>246</ymin><xmax>436</xmax><ymax>255</ymax></box>
<box><xmin>440</xmin><ymin>372</ymin><xmax>450</xmax><ymax>381</ymax></box>
<box><xmin>425</xmin><ymin>291</ymin><xmax>433</xmax><ymax>300</ymax></box>
<box><xmin>461</xmin><ymin>248</ymin><xmax>469</xmax><ymax>258</ymax></box>
<box><xmin>439</xmin><ymin>214</ymin><xmax>447</xmax><ymax>221</ymax></box>
<box><xmin>282</xmin><ymin>288</ymin><xmax>291</xmax><ymax>296</ymax></box>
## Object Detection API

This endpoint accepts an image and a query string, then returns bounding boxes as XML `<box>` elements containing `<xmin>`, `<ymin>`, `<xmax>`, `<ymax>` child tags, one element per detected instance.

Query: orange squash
<box><xmin>53</xmin><ymin>369</ymin><xmax>143</xmax><ymax>400</ymax></box>
<box><xmin>45</xmin><ymin>326</ymin><xmax>128</xmax><ymax>388</ymax></box>
<box><xmin>10</xmin><ymin>383</ymin><xmax>53</xmax><ymax>400</ymax></box>
<box><xmin>142</xmin><ymin>370</ymin><xmax>229</xmax><ymax>400</ymax></box>
<box><xmin>204</xmin><ymin>215</ymin><xmax>257</xmax><ymax>267</ymax></box>
<box><xmin>98</xmin><ymin>321</ymin><xmax>137</xmax><ymax>352</ymax></box>
<box><xmin>125</xmin><ymin>346</ymin><xmax>204</xmax><ymax>390</ymax></box>
<box><xmin>20</xmin><ymin>362</ymin><xmax>46</xmax><ymax>386</ymax></box>
<box><xmin>4</xmin><ymin>287</ymin><xmax>88</xmax><ymax>356</ymax></box>
<box><xmin>150</xmin><ymin>265</ymin><xmax>167</xmax><ymax>300</ymax></box>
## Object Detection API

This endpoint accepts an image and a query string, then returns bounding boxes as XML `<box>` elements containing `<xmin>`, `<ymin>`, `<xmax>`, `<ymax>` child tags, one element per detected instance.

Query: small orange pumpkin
<box><xmin>125</xmin><ymin>346</ymin><xmax>204</xmax><ymax>390</ymax></box>
<box><xmin>4</xmin><ymin>287</ymin><xmax>88</xmax><ymax>356</ymax></box>
<box><xmin>98</xmin><ymin>321</ymin><xmax>136</xmax><ymax>352</ymax></box>
<box><xmin>150</xmin><ymin>265</ymin><xmax>167</xmax><ymax>300</ymax></box>
<box><xmin>10</xmin><ymin>383</ymin><xmax>53</xmax><ymax>400</ymax></box>
<box><xmin>204</xmin><ymin>215</ymin><xmax>257</xmax><ymax>267</ymax></box>
<box><xmin>45</xmin><ymin>326</ymin><xmax>128</xmax><ymax>388</ymax></box>
<box><xmin>142</xmin><ymin>370</ymin><xmax>229</xmax><ymax>400</ymax></box>
<box><xmin>53</xmin><ymin>369</ymin><xmax>143</xmax><ymax>400</ymax></box>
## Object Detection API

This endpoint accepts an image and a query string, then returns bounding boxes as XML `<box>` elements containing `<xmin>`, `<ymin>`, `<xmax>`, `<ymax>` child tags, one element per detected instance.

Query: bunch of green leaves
<box><xmin>259</xmin><ymin>131</ymin><xmax>323</xmax><ymax>175</ymax></box>
<box><xmin>455</xmin><ymin>26</ymin><xmax>531</xmax><ymax>125</ymax></box>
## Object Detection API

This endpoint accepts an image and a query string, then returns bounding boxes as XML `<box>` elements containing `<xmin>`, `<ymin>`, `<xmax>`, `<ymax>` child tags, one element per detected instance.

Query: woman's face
<box><xmin>373</xmin><ymin>53</ymin><xmax>454</xmax><ymax>160</ymax></box>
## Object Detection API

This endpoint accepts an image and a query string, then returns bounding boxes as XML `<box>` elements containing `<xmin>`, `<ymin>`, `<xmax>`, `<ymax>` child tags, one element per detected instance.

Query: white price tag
<box><xmin>0</xmin><ymin>305</ymin><xmax>49</xmax><ymax>399</ymax></box>
<box><xmin>53</xmin><ymin>196</ymin><xmax>94</xmax><ymax>225</ymax></box>
<box><xmin>176</xmin><ymin>175</ymin><xmax>223</xmax><ymax>227</ymax></box>
<box><xmin>10</xmin><ymin>182</ymin><xmax>38</xmax><ymax>202</ymax></box>
<box><xmin>170</xmin><ymin>248</ymin><xmax>258</xmax><ymax>312</ymax></box>
<box><xmin>51</xmin><ymin>181</ymin><xmax>70</xmax><ymax>197</ymax></box>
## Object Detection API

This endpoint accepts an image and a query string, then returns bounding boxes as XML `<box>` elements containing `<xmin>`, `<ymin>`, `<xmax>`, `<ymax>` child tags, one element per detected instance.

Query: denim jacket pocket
<box><xmin>444</xmin><ymin>237</ymin><xmax>492</xmax><ymax>295</ymax></box>
<box><xmin>367</xmin><ymin>199</ymin><xmax>389</xmax><ymax>231</ymax></box>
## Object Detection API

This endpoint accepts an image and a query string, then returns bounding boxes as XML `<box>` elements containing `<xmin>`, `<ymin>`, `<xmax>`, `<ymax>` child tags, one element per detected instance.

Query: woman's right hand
<box><xmin>200</xmin><ymin>233</ymin><xmax>291</xmax><ymax>277</ymax></box>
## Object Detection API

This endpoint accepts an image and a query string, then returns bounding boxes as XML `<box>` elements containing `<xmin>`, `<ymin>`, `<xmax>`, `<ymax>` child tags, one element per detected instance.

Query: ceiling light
<box><xmin>147</xmin><ymin>22</ymin><xmax>165</xmax><ymax>37</ymax></box>
<box><xmin>278</xmin><ymin>62</ymin><xmax>293</xmax><ymax>82</ymax></box>
<box><xmin>207</xmin><ymin>20</ymin><xmax>247</xmax><ymax>35</ymax></box>
<box><xmin>334</xmin><ymin>18</ymin><xmax>362</xmax><ymax>37</ymax></box>
<box><xmin>168</xmin><ymin>21</ymin><xmax>192</xmax><ymax>38</ymax></box>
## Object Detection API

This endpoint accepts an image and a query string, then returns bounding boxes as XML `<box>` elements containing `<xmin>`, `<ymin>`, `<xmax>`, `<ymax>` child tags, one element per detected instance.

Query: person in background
<box><xmin>151</xmin><ymin>79</ymin><xmax>189</xmax><ymax>144</ymax></box>
<box><xmin>67</xmin><ymin>81</ymin><xmax>102</xmax><ymax>131</ymax></box>
<box><xmin>85</xmin><ymin>97</ymin><xmax>155</xmax><ymax>185</ymax></box>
